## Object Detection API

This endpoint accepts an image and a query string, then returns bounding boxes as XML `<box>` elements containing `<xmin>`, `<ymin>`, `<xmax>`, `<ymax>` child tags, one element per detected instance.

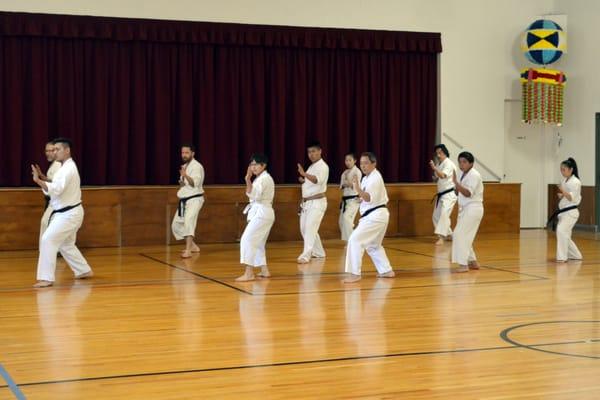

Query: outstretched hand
<box><xmin>179</xmin><ymin>165</ymin><xmax>187</xmax><ymax>178</ymax></box>
<box><xmin>31</xmin><ymin>164</ymin><xmax>39</xmax><ymax>181</ymax></box>
<box><xmin>34</xmin><ymin>164</ymin><xmax>47</xmax><ymax>181</ymax></box>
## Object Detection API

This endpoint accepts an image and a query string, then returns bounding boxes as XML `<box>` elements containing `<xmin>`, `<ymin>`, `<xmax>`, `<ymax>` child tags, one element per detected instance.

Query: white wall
<box><xmin>1</xmin><ymin>0</ymin><xmax>579</xmax><ymax>183</ymax></box>
<box><xmin>549</xmin><ymin>0</ymin><xmax>599</xmax><ymax>186</ymax></box>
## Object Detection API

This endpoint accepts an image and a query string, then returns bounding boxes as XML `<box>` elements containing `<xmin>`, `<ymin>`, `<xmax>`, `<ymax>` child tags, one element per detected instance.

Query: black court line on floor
<box><xmin>139</xmin><ymin>251</ymin><xmax>456</xmax><ymax>280</ymax></box>
<box><xmin>500</xmin><ymin>320</ymin><xmax>600</xmax><ymax>360</ymax></box>
<box><xmin>1</xmin><ymin>338</ymin><xmax>593</xmax><ymax>390</ymax></box>
<box><xmin>384</xmin><ymin>246</ymin><xmax>550</xmax><ymax>280</ymax></box>
<box><xmin>139</xmin><ymin>253</ymin><xmax>254</xmax><ymax>295</ymax></box>
<box><xmin>140</xmin><ymin>252</ymin><xmax>545</xmax><ymax>296</ymax></box>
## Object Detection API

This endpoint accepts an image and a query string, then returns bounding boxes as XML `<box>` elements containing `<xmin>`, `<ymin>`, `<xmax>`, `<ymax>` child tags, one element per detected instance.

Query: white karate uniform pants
<box><xmin>36</xmin><ymin>206</ymin><xmax>92</xmax><ymax>282</ymax></box>
<box><xmin>339</xmin><ymin>199</ymin><xmax>359</xmax><ymax>241</ymax></box>
<box><xmin>432</xmin><ymin>193</ymin><xmax>457</xmax><ymax>237</ymax></box>
<box><xmin>39</xmin><ymin>205</ymin><xmax>53</xmax><ymax>246</ymax></box>
<box><xmin>171</xmin><ymin>197</ymin><xmax>204</xmax><ymax>240</ymax></box>
<box><xmin>451</xmin><ymin>204</ymin><xmax>483</xmax><ymax>265</ymax></box>
<box><xmin>240</xmin><ymin>217</ymin><xmax>275</xmax><ymax>267</ymax></box>
<box><xmin>344</xmin><ymin>208</ymin><xmax>392</xmax><ymax>276</ymax></box>
<box><xmin>556</xmin><ymin>210</ymin><xmax>582</xmax><ymax>261</ymax></box>
<box><xmin>299</xmin><ymin>198</ymin><xmax>327</xmax><ymax>260</ymax></box>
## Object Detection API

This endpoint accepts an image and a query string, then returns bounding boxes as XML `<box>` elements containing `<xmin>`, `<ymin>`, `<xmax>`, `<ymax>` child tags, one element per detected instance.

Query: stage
<box><xmin>0</xmin><ymin>183</ymin><xmax>520</xmax><ymax>250</ymax></box>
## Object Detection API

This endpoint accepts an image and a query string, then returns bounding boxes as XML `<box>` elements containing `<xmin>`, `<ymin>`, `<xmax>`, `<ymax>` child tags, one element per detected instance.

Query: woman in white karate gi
<box><xmin>451</xmin><ymin>151</ymin><xmax>484</xmax><ymax>273</ymax></box>
<box><xmin>554</xmin><ymin>157</ymin><xmax>583</xmax><ymax>263</ymax></box>
<box><xmin>339</xmin><ymin>153</ymin><xmax>362</xmax><ymax>241</ymax></box>
<box><xmin>236</xmin><ymin>154</ymin><xmax>276</xmax><ymax>282</ymax></box>
<box><xmin>429</xmin><ymin>144</ymin><xmax>458</xmax><ymax>245</ymax></box>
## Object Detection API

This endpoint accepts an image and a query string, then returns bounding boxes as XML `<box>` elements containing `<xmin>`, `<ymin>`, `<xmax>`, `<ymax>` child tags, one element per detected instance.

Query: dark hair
<box><xmin>306</xmin><ymin>140</ymin><xmax>322</xmax><ymax>150</ymax></box>
<box><xmin>361</xmin><ymin>152</ymin><xmax>377</xmax><ymax>163</ymax></box>
<box><xmin>181</xmin><ymin>143</ymin><xmax>195</xmax><ymax>152</ymax></box>
<box><xmin>458</xmin><ymin>151</ymin><xmax>474</xmax><ymax>164</ymax></box>
<box><xmin>52</xmin><ymin>137</ymin><xmax>72</xmax><ymax>148</ymax></box>
<box><xmin>250</xmin><ymin>153</ymin><xmax>268</xmax><ymax>166</ymax></box>
<box><xmin>434</xmin><ymin>144</ymin><xmax>450</xmax><ymax>158</ymax></box>
<box><xmin>561</xmin><ymin>157</ymin><xmax>579</xmax><ymax>178</ymax></box>
<box><xmin>344</xmin><ymin>152</ymin><xmax>356</xmax><ymax>159</ymax></box>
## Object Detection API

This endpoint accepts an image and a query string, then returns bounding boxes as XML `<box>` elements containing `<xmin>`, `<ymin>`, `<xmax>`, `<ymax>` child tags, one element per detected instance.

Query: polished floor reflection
<box><xmin>0</xmin><ymin>230</ymin><xmax>599</xmax><ymax>399</ymax></box>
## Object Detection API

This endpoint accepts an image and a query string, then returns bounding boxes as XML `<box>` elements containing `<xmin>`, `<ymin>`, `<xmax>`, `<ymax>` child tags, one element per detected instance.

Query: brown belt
<box><xmin>302</xmin><ymin>192</ymin><xmax>326</xmax><ymax>202</ymax></box>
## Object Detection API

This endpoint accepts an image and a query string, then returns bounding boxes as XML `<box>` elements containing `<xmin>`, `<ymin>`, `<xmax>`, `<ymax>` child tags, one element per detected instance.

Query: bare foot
<box><xmin>455</xmin><ymin>265</ymin><xmax>469</xmax><ymax>273</ymax></box>
<box><xmin>556</xmin><ymin>259</ymin><xmax>568</xmax><ymax>263</ymax></box>
<box><xmin>435</xmin><ymin>237</ymin><xmax>445</xmax><ymax>245</ymax></box>
<box><xmin>191</xmin><ymin>244</ymin><xmax>200</xmax><ymax>253</ymax></box>
<box><xmin>343</xmin><ymin>274</ymin><xmax>362</xmax><ymax>283</ymax></box>
<box><xmin>181</xmin><ymin>250</ymin><xmax>192</xmax><ymax>258</ymax></box>
<box><xmin>377</xmin><ymin>270</ymin><xmax>395</xmax><ymax>278</ymax></box>
<box><xmin>33</xmin><ymin>280</ymin><xmax>54</xmax><ymax>288</ymax></box>
<box><xmin>257</xmin><ymin>267</ymin><xmax>271</xmax><ymax>278</ymax></box>
<box><xmin>297</xmin><ymin>257</ymin><xmax>310</xmax><ymax>264</ymax></box>
<box><xmin>235</xmin><ymin>273</ymin><xmax>255</xmax><ymax>282</ymax></box>
<box><xmin>468</xmin><ymin>261</ymin><xmax>480</xmax><ymax>270</ymax></box>
<box><xmin>76</xmin><ymin>271</ymin><xmax>94</xmax><ymax>279</ymax></box>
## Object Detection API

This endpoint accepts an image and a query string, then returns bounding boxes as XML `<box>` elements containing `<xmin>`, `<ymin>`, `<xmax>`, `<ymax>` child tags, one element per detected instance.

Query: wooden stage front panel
<box><xmin>0</xmin><ymin>183</ymin><xmax>520</xmax><ymax>251</ymax></box>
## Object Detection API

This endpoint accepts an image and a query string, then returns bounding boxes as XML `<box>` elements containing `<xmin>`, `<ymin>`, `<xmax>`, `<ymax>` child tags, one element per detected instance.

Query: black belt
<box><xmin>178</xmin><ymin>193</ymin><xmax>204</xmax><ymax>217</ymax></box>
<box><xmin>340</xmin><ymin>195</ymin><xmax>359</xmax><ymax>213</ymax></box>
<box><xmin>48</xmin><ymin>203</ymin><xmax>82</xmax><ymax>226</ymax></box>
<box><xmin>360</xmin><ymin>204</ymin><xmax>387</xmax><ymax>219</ymax></box>
<box><xmin>43</xmin><ymin>195</ymin><xmax>51</xmax><ymax>211</ymax></box>
<box><xmin>546</xmin><ymin>205</ymin><xmax>578</xmax><ymax>231</ymax></box>
<box><xmin>431</xmin><ymin>188</ymin><xmax>455</xmax><ymax>207</ymax></box>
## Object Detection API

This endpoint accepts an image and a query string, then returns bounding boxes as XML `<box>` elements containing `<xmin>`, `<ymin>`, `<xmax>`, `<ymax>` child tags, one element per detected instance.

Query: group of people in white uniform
<box><xmin>31</xmin><ymin>139</ymin><xmax>583</xmax><ymax>287</ymax></box>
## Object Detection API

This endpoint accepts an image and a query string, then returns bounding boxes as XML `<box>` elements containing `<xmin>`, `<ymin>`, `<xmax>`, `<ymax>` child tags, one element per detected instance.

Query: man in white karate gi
<box><xmin>31</xmin><ymin>138</ymin><xmax>93</xmax><ymax>288</ymax></box>
<box><xmin>297</xmin><ymin>141</ymin><xmax>329</xmax><ymax>264</ymax></box>
<box><xmin>34</xmin><ymin>141</ymin><xmax>62</xmax><ymax>245</ymax></box>
<box><xmin>343</xmin><ymin>152</ymin><xmax>395</xmax><ymax>283</ymax></box>
<box><xmin>171</xmin><ymin>144</ymin><xmax>205</xmax><ymax>258</ymax></box>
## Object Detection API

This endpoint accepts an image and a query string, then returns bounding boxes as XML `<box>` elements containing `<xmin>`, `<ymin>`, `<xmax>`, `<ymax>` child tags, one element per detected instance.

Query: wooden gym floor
<box><xmin>0</xmin><ymin>229</ymin><xmax>599</xmax><ymax>399</ymax></box>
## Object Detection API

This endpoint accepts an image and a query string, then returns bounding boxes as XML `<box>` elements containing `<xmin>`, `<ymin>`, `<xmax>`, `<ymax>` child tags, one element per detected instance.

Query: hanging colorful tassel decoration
<box><xmin>520</xmin><ymin>67</ymin><xmax>566</xmax><ymax>126</ymax></box>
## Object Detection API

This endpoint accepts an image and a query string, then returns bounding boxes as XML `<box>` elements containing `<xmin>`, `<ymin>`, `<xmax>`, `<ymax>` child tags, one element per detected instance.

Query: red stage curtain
<box><xmin>0</xmin><ymin>12</ymin><xmax>441</xmax><ymax>186</ymax></box>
